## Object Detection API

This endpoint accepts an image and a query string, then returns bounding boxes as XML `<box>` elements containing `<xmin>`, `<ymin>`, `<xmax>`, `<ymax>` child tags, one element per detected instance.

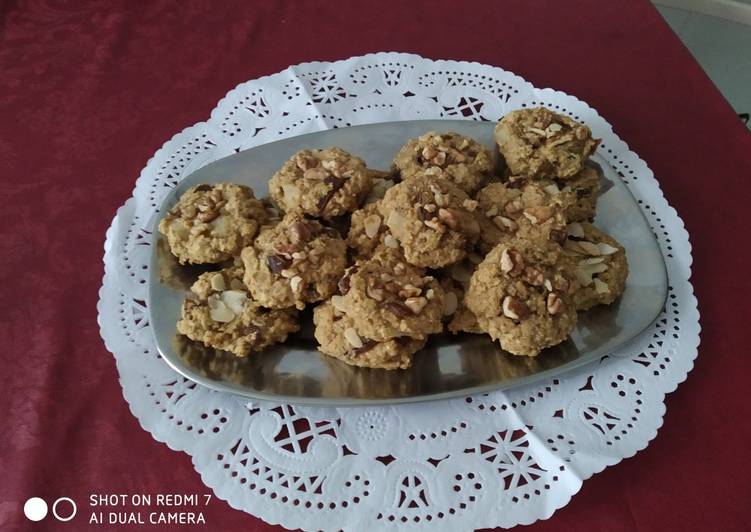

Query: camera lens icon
<box><xmin>24</xmin><ymin>497</ymin><xmax>77</xmax><ymax>522</ymax></box>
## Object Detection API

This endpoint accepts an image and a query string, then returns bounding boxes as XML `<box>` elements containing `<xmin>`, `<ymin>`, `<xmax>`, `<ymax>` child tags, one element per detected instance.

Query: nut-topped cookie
<box><xmin>269</xmin><ymin>147</ymin><xmax>372</xmax><ymax>220</ymax></box>
<box><xmin>475</xmin><ymin>181</ymin><xmax>567</xmax><ymax>253</ymax></box>
<box><xmin>240</xmin><ymin>214</ymin><xmax>347</xmax><ymax>309</ymax></box>
<box><xmin>159</xmin><ymin>183</ymin><xmax>267</xmax><ymax>264</ymax></box>
<box><xmin>495</xmin><ymin>107</ymin><xmax>600</xmax><ymax>179</ymax></box>
<box><xmin>313</xmin><ymin>301</ymin><xmax>426</xmax><ymax>370</ymax></box>
<box><xmin>440</xmin><ymin>262</ymin><xmax>484</xmax><ymax>334</ymax></box>
<box><xmin>562</xmin><ymin>222</ymin><xmax>628</xmax><ymax>310</ymax></box>
<box><xmin>465</xmin><ymin>238</ymin><xmax>577</xmax><ymax>356</ymax></box>
<box><xmin>347</xmin><ymin>201</ymin><xmax>401</xmax><ymax>258</ymax></box>
<box><xmin>393</xmin><ymin>131</ymin><xmax>493</xmax><ymax>194</ymax></box>
<box><xmin>337</xmin><ymin>247</ymin><xmax>445</xmax><ymax>341</ymax></box>
<box><xmin>177</xmin><ymin>263</ymin><xmax>299</xmax><ymax>356</ymax></box>
<box><xmin>379</xmin><ymin>175</ymin><xmax>480</xmax><ymax>268</ymax></box>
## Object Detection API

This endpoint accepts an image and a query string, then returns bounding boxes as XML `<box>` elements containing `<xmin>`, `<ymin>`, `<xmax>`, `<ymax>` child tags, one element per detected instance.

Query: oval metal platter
<box><xmin>148</xmin><ymin>120</ymin><xmax>668</xmax><ymax>405</ymax></box>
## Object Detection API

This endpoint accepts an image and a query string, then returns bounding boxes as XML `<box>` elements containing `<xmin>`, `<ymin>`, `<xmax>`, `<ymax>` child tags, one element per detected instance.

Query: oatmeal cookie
<box><xmin>269</xmin><ymin>147</ymin><xmax>371</xmax><ymax>220</ymax></box>
<box><xmin>379</xmin><ymin>175</ymin><xmax>480</xmax><ymax>268</ymax></box>
<box><xmin>495</xmin><ymin>107</ymin><xmax>600</xmax><ymax>179</ymax></box>
<box><xmin>337</xmin><ymin>247</ymin><xmax>444</xmax><ymax>341</ymax></box>
<box><xmin>240</xmin><ymin>214</ymin><xmax>347</xmax><ymax>309</ymax></box>
<box><xmin>159</xmin><ymin>183</ymin><xmax>267</xmax><ymax>264</ymax></box>
<box><xmin>465</xmin><ymin>238</ymin><xmax>577</xmax><ymax>356</ymax></box>
<box><xmin>562</xmin><ymin>222</ymin><xmax>628</xmax><ymax>310</ymax></box>
<box><xmin>393</xmin><ymin>131</ymin><xmax>493</xmax><ymax>194</ymax></box>
<box><xmin>346</xmin><ymin>202</ymin><xmax>401</xmax><ymax>258</ymax></box>
<box><xmin>475</xmin><ymin>181</ymin><xmax>567</xmax><ymax>253</ymax></box>
<box><xmin>313</xmin><ymin>301</ymin><xmax>426</xmax><ymax>370</ymax></box>
<box><xmin>177</xmin><ymin>263</ymin><xmax>299</xmax><ymax>356</ymax></box>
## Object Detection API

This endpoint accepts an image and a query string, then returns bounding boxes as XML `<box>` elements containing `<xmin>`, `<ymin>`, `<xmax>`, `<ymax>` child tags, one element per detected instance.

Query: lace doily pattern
<box><xmin>98</xmin><ymin>53</ymin><xmax>699</xmax><ymax>531</ymax></box>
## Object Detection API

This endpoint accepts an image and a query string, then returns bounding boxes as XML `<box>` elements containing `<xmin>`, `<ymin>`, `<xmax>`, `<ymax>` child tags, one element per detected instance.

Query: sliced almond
<box><xmin>344</xmin><ymin>327</ymin><xmax>363</xmax><ymax>349</ymax></box>
<box><xmin>598</xmin><ymin>242</ymin><xmax>619</xmax><ymax>255</ymax></box>
<box><xmin>209</xmin><ymin>301</ymin><xmax>235</xmax><ymax>323</ymax></box>
<box><xmin>522</xmin><ymin>211</ymin><xmax>539</xmax><ymax>224</ymax></box>
<box><xmin>547</xmin><ymin>122</ymin><xmax>563</xmax><ymax>133</ymax></box>
<box><xmin>220</xmin><ymin>290</ymin><xmax>247</xmax><ymax>315</ymax></box>
<box><xmin>581</xmin><ymin>256</ymin><xmax>606</xmax><ymax>265</ymax></box>
<box><xmin>527</xmin><ymin>126</ymin><xmax>548</xmax><ymax>136</ymax></box>
<box><xmin>500</xmin><ymin>248</ymin><xmax>514</xmax><ymax>273</ymax></box>
<box><xmin>544</xmin><ymin>184</ymin><xmax>560</xmax><ymax>196</ymax></box>
<box><xmin>544</xmin><ymin>279</ymin><xmax>553</xmax><ymax>291</ymax></box>
<box><xmin>210</xmin><ymin>273</ymin><xmax>226</xmax><ymax>291</ymax></box>
<box><xmin>593</xmin><ymin>278</ymin><xmax>610</xmax><ymax>294</ymax></box>
<box><xmin>363</xmin><ymin>214</ymin><xmax>382</xmax><ymax>239</ymax></box>
<box><xmin>387</xmin><ymin>210</ymin><xmax>407</xmax><ymax>232</ymax></box>
<box><xmin>577</xmin><ymin>241</ymin><xmax>602</xmax><ymax>256</ymax></box>
<box><xmin>290</xmin><ymin>275</ymin><xmax>303</xmax><ymax>293</ymax></box>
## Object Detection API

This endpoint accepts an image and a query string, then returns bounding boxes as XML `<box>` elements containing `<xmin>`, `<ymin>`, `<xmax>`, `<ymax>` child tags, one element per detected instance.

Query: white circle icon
<box><xmin>23</xmin><ymin>497</ymin><xmax>48</xmax><ymax>521</ymax></box>
<box><xmin>52</xmin><ymin>497</ymin><xmax>77</xmax><ymax>522</ymax></box>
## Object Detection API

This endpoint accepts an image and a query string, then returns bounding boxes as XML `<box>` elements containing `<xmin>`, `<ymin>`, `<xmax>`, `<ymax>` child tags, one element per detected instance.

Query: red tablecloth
<box><xmin>2</xmin><ymin>1</ymin><xmax>750</xmax><ymax>530</ymax></box>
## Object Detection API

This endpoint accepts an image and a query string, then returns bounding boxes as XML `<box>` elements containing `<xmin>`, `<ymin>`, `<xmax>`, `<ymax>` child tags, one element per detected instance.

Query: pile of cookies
<box><xmin>159</xmin><ymin>107</ymin><xmax>628</xmax><ymax>370</ymax></box>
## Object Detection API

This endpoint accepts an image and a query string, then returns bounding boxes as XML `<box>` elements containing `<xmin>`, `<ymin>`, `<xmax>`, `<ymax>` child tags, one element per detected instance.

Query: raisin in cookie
<box><xmin>393</xmin><ymin>131</ymin><xmax>493</xmax><ymax>194</ymax></box>
<box><xmin>495</xmin><ymin>108</ymin><xmax>600</xmax><ymax>179</ymax></box>
<box><xmin>379</xmin><ymin>175</ymin><xmax>480</xmax><ymax>268</ymax></box>
<box><xmin>313</xmin><ymin>301</ymin><xmax>426</xmax><ymax>370</ymax></box>
<box><xmin>337</xmin><ymin>247</ymin><xmax>444</xmax><ymax>341</ymax></box>
<box><xmin>159</xmin><ymin>183</ymin><xmax>267</xmax><ymax>264</ymax></box>
<box><xmin>269</xmin><ymin>147</ymin><xmax>371</xmax><ymax>220</ymax></box>
<box><xmin>177</xmin><ymin>263</ymin><xmax>299</xmax><ymax>356</ymax></box>
<box><xmin>562</xmin><ymin>222</ymin><xmax>628</xmax><ymax>310</ymax></box>
<box><xmin>241</xmin><ymin>214</ymin><xmax>347</xmax><ymax>309</ymax></box>
<box><xmin>475</xmin><ymin>181</ymin><xmax>567</xmax><ymax>253</ymax></box>
<box><xmin>465</xmin><ymin>239</ymin><xmax>577</xmax><ymax>356</ymax></box>
<box><xmin>347</xmin><ymin>201</ymin><xmax>401</xmax><ymax>258</ymax></box>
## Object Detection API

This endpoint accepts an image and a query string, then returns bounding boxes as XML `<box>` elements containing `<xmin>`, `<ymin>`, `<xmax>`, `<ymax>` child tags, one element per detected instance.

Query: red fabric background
<box><xmin>1</xmin><ymin>0</ymin><xmax>750</xmax><ymax>530</ymax></box>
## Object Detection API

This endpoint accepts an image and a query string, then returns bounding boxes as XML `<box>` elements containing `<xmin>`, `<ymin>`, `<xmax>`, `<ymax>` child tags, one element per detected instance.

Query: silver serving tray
<box><xmin>148</xmin><ymin>120</ymin><xmax>668</xmax><ymax>405</ymax></box>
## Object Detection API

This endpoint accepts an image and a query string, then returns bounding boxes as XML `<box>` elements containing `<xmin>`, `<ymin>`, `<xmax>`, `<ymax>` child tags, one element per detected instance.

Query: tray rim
<box><xmin>148</xmin><ymin>119</ymin><xmax>669</xmax><ymax>406</ymax></box>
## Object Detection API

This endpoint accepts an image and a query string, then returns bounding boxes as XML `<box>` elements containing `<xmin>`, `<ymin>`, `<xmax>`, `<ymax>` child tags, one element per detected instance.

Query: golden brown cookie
<box><xmin>159</xmin><ymin>183</ymin><xmax>267</xmax><ymax>264</ymax></box>
<box><xmin>495</xmin><ymin>107</ymin><xmax>600</xmax><ymax>179</ymax></box>
<box><xmin>241</xmin><ymin>214</ymin><xmax>347</xmax><ymax>309</ymax></box>
<box><xmin>465</xmin><ymin>238</ymin><xmax>577</xmax><ymax>356</ymax></box>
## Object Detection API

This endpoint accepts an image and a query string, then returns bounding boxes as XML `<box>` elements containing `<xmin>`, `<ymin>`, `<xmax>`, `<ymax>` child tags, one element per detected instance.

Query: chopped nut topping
<box><xmin>593</xmin><ymin>278</ymin><xmax>610</xmax><ymax>294</ymax></box>
<box><xmin>289</xmin><ymin>275</ymin><xmax>303</xmax><ymax>293</ymax></box>
<box><xmin>576</xmin><ymin>261</ymin><xmax>608</xmax><ymax>286</ymax></box>
<box><xmin>367</xmin><ymin>284</ymin><xmax>385</xmax><ymax>301</ymax></box>
<box><xmin>387</xmin><ymin>210</ymin><xmax>407</xmax><ymax>232</ymax></box>
<box><xmin>527</xmin><ymin>126</ymin><xmax>548</xmax><ymax>136</ymax></box>
<box><xmin>425</xmin><ymin>288</ymin><xmax>435</xmax><ymax>300</ymax></box>
<box><xmin>524</xmin><ymin>266</ymin><xmax>545</xmax><ymax>286</ymax></box>
<box><xmin>424</xmin><ymin>203</ymin><xmax>437</xmax><ymax>213</ymax></box>
<box><xmin>404</xmin><ymin>296</ymin><xmax>428</xmax><ymax>314</ymax></box>
<box><xmin>577</xmin><ymin>241</ymin><xmax>602</xmax><ymax>256</ymax></box>
<box><xmin>280</xmin><ymin>269</ymin><xmax>296</xmax><ymax>279</ymax></box>
<box><xmin>303</xmin><ymin>167</ymin><xmax>328</xmax><ymax>180</ymax></box>
<box><xmin>493</xmin><ymin>215</ymin><xmax>518</xmax><ymax>231</ymax></box>
<box><xmin>384</xmin><ymin>234</ymin><xmax>400</xmax><ymax>248</ymax></box>
<box><xmin>544</xmin><ymin>184</ymin><xmax>561</xmax><ymax>196</ymax></box>
<box><xmin>385</xmin><ymin>301</ymin><xmax>414</xmax><ymax>318</ymax></box>
<box><xmin>500</xmin><ymin>248</ymin><xmax>514</xmax><ymax>273</ymax></box>
<box><xmin>210</xmin><ymin>273</ymin><xmax>226</xmax><ymax>292</ymax></box>
<box><xmin>463</xmin><ymin>199</ymin><xmax>478</xmax><ymax>212</ymax></box>
<box><xmin>288</xmin><ymin>221</ymin><xmax>312</xmax><ymax>246</ymax></box>
<box><xmin>546</xmin><ymin>292</ymin><xmax>563</xmax><ymax>315</ymax></box>
<box><xmin>437</xmin><ymin>208</ymin><xmax>460</xmax><ymax>230</ymax></box>
<box><xmin>567</xmin><ymin>223</ymin><xmax>585</xmax><ymax>238</ymax></box>
<box><xmin>424</xmin><ymin>218</ymin><xmax>445</xmax><ymax>232</ymax></box>
<box><xmin>363</xmin><ymin>214</ymin><xmax>382</xmax><ymax>239</ymax></box>
<box><xmin>523</xmin><ymin>212</ymin><xmax>539</xmax><ymax>224</ymax></box>
<box><xmin>331</xmin><ymin>295</ymin><xmax>347</xmax><ymax>312</ymax></box>
<box><xmin>502</xmin><ymin>296</ymin><xmax>529</xmax><ymax>320</ymax></box>
<box><xmin>598</xmin><ymin>242</ymin><xmax>619</xmax><ymax>255</ymax></box>
<box><xmin>485</xmin><ymin>206</ymin><xmax>499</xmax><ymax>217</ymax></box>
<box><xmin>344</xmin><ymin>327</ymin><xmax>364</xmax><ymax>348</ymax></box>
<box><xmin>544</xmin><ymin>279</ymin><xmax>553</xmax><ymax>291</ymax></box>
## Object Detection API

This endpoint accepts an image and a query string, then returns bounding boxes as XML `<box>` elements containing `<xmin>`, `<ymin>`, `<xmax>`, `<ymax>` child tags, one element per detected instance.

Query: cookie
<box><xmin>562</xmin><ymin>222</ymin><xmax>628</xmax><ymax>310</ymax></box>
<box><xmin>177</xmin><ymin>263</ymin><xmax>299</xmax><ymax>356</ymax></box>
<box><xmin>379</xmin><ymin>175</ymin><xmax>480</xmax><ymax>268</ymax></box>
<box><xmin>240</xmin><ymin>214</ymin><xmax>347</xmax><ymax>309</ymax></box>
<box><xmin>269</xmin><ymin>147</ymin><xmax>371</xmax><ymax>220</ymax></box>
<box><xmin>337</xmin><ymin>247</ymin><xmax>445</xmax><ymax>341</ymax></box>
<box><xmin>313</xmin><ymin>301</ymin><xmax>426</xmax><ymax>370</ymax></box>
<box><xmin>465</xmin><ymin>238</ymin><xmax>577</xmax><ymax>356</ymax></box>
<box><xmin>494</xmin><ymin>107</ymin><xmax>600</xmax><ymax>179</ymax></box>
<box><xmin>159</xmin><ymin>183</ymin><xmax>267</xmax><ymax>264</ymax></box>
<box><xmin>393</xmin><ymin>131</ymin><xmax>493</xmax><ymax>194</ymax></box>
<box><xmin>475</xmin><ymin>181</ymin><xmax>567</xmax><ymax>253</ymax></box>
<box><xmin>346</xmin><ymin>201</ymin><xmax>401</xmax><ymax>259</ymax></box>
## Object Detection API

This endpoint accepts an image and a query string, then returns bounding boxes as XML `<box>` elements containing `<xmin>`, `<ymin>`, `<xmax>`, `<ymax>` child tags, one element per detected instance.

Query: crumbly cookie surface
<box><xmin>159</xmin><ymin>183</ymin><xmax>267</xmax><ymax>264</ymax></box>
<box><xmin>475</xmin><ymin>181</ymin><xmax>567</xmax><ymax>253</ymax></box>
<box><xmin>177</xmin><ymin>264</ymin><xmax>299</xmax><ymax>356</ymax></box>
<box><xmin>494</xmin><ymin>107</ymin><xmax>600</xmax><ymax>179</ymax></box>
<box><xmin>338</xmin><ymin>247</ymin><xmax>445</xmax><ymax>341</ymax></box>
<box><xmin>562</xmin><ymin>222</ymin><xmax>628</xmax><ymax>310</ymax></box>
<box><xmin>393</xmin><ymin>131</ymin><xmax>493</xmax><ymax>194</ymax></box>
<box><xmin>379</xmin><ymin>175</ymin><xmax>480</xmax><ymax>268</ymax></box>
<box><xmin>269</xmin><ymin>147</ymin><xmax>371</xmax><ymax>220</ymax></box>
<box><xmin>313</xmin><ymin>301</ymin><xmax>425</xmax><ymax>370</ymax></box>
<box><xmin>465</xmin><ymin>239</ymin><xmax>577</xmax><ymax>356</ymax></box>
<box><xmin>241</xmin><ymin>214</ymin><xmax>347</xmax><ymax>309</ymax></box>
<box><xmin>440</xmin><ymin>266</ymin><xmax>484</xmax><ymax>334</ymax></box>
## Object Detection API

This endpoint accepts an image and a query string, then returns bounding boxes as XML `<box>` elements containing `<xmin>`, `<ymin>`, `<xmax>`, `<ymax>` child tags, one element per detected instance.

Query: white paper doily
<box><xmin>98</xmin><ymin>52</ymin><xmax>699</xmax><ymax>531</ymax></box>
